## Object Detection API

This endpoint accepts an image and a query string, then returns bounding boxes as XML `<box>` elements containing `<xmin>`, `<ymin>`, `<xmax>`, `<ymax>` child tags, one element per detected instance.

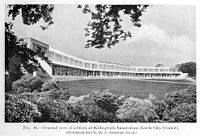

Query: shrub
<box><xmin>35</xmin><ymin>97</ymin><xmax>77</xmax><ymax>122</ymax></box>
<box><xmin>164</xmin><ymin>87</ymin><xmax>196</xmax><ymax>110</ymax></box>
<box><xmin>16</xmin><ymin>91</ymin><xmax>42</xmax><ymax>104</ymax></box>
<box><xmin>147</xmin><ymin>93</ymin><xmax>157</xmax><ymax>103</ymax></box>
<box><xmin>89</xmin><ymin>89</ymin><xmax>122</xmax><ymax>113</ymax></box>
<box><xmin>5</xmin><ymin>85</ymin><xmax>196</xmax><ymax>123</ymax></box>
<box><xmin>163</xmin><ymin>103</ymin><xmax>196</xmax><ymax>122</ymax></box>
<box><xmin>28</xmin><ymin>88</ymin><xmax>72</xmax><ymax>122</ymax></box>
<box><xmin>6</xmin><ymin>87</ymin><xmax>72</xmax><ymax>122</ymax></box>
<box><xmin>5</xmin><ymin>75</ymin><xmax>13</xmax><ymax>92</ymax></box>
<box><xmin>68</xmin><ymin>95</ymin><xmax>88</xmax><ymax>105</ymax></box>
<box><xmin>116</xmin><ymin>97</ymin><xmax>159</xmax><ymax>122</ymax></box>
<box><xmin>5</xmin><ymin>94</ymin><xmax>40</xmax><ymax>122</ymax></box>
<box><xmin>41</xmin><ymin>80</ymin><xmax>60</xmax><ymax>92</ymax></box>
<box><xmin>152</xmin><ymin>100</ymin><xmax>167</xmax><ymax>120</ymax></box>
<box><xmin>58</xmin><ymin>89</ymin><xmax>71</xmax><ymax>100</ymax></box>
<box><xmin>39</xmin><ymin>89</ymin><xmax>71</xmax><ymax>100</ymax></box>
<box><xmin>12</xmin><ymin>74</ymin><xmax>43</xmax><ymax>93</ymax></box>
<box><xmin>161</xmin><ymin>87</ymin><xmax>196</xmax><ymax>122</ymax></box>
<box><xmin>146</xmin><ymin>94</ymin><xmax>167</xmax><ymax>120</ymax></box>
<box><xmin>72</xmin><ymin>96</ymin><xmax>118</xmax><ymax>122</ymax></box>
<box><xmin>68</xmin><ymin>96</ymin><xmax>79</xmax><ymax>104</ymax></box>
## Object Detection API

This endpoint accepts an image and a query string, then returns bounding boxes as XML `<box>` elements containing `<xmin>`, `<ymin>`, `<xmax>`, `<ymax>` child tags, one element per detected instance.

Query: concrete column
<box><xmin>53</xmin><ymin>52</ymin><xmax>55</xmax><ymax>61</ymax></box>
<box><xmin>59</xmin><ymin>66</ymin><xmax>61</xmax><ymax>76</ymax></box>
<box><xmin>100</xmin><ymin>71</ymin><xmax>102</xmax><ymax>77</ymax></box>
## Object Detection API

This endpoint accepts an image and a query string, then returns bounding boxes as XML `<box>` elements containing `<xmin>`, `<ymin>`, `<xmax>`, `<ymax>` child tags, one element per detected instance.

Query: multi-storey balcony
<box><xmin>49</xmin><ymin>48</ymin><xmax>182</xmax><ymax>75</ymax></box>
<box><xmin>47</xmin><ymin>44</ymin><xmax>182</xmax><ymax>77</ymax></box>
<box><xmin>20</xmin><ymin>37</ymin><xmax>186</xmax><ymax>80</ymax></box>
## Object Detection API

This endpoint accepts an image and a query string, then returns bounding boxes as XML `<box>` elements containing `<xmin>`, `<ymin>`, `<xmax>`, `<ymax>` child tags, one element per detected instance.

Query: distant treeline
<box><xmin>177</xmin><ymin>62</ymin><xmax>196</xmax><ymax>77</ymax></box>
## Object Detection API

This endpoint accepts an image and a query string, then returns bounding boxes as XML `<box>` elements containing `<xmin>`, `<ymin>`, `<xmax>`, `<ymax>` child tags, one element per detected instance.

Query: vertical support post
<box><xmin>59</xmin><ymin>66</ymin><xmax>61</xmax><ymax>76</ymax></box>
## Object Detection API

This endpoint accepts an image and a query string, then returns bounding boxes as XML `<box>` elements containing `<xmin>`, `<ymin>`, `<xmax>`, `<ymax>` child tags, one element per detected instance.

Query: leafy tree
<box><xmin>5</xmin><ymin>23</ymin><xmax>39</xmax><ymax>73</ymax></box>
<box><xmin>5</xmin><ymin>5</ymin><xmax>54</xmax><ymax>91</ymax></box>
<box><xmin>6</xmin><ymin>4</ymin><xmax>54</xmax><ymax>69</ymax></box>
<box><xmin>78</xmin><ymin>4</ymin><xmax>149</xmax><ymax>48</ymax></box>
<box><xmin>178</xmin><ymin>62</ymin><xmax>196</xmax><ymax>77</ymax></box>
<box><xmin>8</xmin><ymin>4</ymin><xmax>148</xmax><ymax>49</ymax></box>
<box><xmin>7</xmin><ymin>4</ymin><xmax>54</xmax><ymax>29</ymax></box>
<box><xmin>156</xmin><ymin>64</ymin><xmax>164</xmax><ymax>67</ymax></box>
<box><xmin>5</xmin><ymin>23</ymin><xmax>39</xmax><ymax>92</ymax></box>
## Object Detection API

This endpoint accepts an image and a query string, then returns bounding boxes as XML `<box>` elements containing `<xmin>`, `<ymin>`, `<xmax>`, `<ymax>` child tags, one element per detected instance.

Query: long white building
<box><xmin>19</xmin><ymin>37</ymin><xmax>187</xmax><ymax>81</ymax></box>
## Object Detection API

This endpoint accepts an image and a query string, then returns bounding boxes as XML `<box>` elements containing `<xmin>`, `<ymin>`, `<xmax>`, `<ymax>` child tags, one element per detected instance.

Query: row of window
<box><xmin>47</xmin><ymin>51</ymin><xmax>178</xmax><ymax>73</ymax></box>
<box><xmin>53</xmin><ymin>66</ymin><xmax>179</xmax><ymax>77</ymax></box>
<box><xmin>99</xmin><ymin>64</ymin><xmax>178</xmax><ymax>72</ymax></box>
<box><xmin>48</xmin><ymin>51</ymin><xmax>84</xmax><ymax>67</ymax></box>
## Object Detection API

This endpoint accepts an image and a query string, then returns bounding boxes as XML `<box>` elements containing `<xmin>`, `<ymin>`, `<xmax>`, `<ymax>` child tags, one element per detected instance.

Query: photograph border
<box><xmin>0</xmin><ymin>0</ymin><xmax>199</xmax><ymax>136</ymax></box>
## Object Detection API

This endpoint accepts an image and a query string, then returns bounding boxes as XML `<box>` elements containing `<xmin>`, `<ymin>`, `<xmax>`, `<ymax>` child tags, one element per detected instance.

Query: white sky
<box><xmin>6</xmin><ymin>4</ymin><xmax>196</xmax><ymax>67</ymax></box>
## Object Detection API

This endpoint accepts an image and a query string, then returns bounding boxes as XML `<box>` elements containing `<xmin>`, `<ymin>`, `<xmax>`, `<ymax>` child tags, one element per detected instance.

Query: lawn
<box><xmin>57</xmin><ymin>79</ymin><xmax>196</xmax><ymax>99</ymax></box>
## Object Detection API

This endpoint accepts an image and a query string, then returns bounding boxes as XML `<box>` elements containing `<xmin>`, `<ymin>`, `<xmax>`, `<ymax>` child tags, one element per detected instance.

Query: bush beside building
<box><xmin>5</xmin><ymin>74</ymin><xmax>196</xmax><ymax>123</ymax></box>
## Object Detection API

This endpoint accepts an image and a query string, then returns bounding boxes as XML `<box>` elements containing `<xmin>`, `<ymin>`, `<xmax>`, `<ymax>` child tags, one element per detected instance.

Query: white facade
<box><xmin>21</xmin><ymin>37</ymin><xmax>186</xmax><ymax>80</ymax></box>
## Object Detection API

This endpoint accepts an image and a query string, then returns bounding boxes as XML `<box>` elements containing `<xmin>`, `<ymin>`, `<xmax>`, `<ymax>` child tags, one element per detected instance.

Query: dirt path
<box><xmin>186</xmin><ymin>78</ymin><xmax>196</xmax><ymax>83</ymax></box>
<box><xmin>142</xmin><ymin>79</ymin><xmax>196</xmax><ymax>85</ymax></box>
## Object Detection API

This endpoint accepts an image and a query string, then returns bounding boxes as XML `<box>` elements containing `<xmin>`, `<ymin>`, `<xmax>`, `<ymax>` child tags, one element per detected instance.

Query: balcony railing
<box><xmin>48</xmin><ymin>49</ymin><xmax>180</xmax><ymax>74</ymax></box>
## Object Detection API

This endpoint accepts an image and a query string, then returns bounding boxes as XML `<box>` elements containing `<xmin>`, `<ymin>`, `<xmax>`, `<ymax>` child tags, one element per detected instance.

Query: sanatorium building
<box><xmin>19</xmin><ymin>37</ymin><xmax>187</xmax><ymax>81</ymax></box>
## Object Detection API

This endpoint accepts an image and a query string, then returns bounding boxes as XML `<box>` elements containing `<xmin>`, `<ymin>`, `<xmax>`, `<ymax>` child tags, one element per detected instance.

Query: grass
<box><xmin>57</xmin><ymin>79</ymin><xmax>196</xmax><ymax>100</ymax></box>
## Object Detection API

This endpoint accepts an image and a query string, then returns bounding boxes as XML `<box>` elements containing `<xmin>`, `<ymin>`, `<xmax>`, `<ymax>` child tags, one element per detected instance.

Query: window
<box><xmin>63</xmin><ymin>56</ymin><xmax>69</xmax><ymax>64</ymax></box>
<box><xmin>149</xmin><ymin>68</ymin><xmax>154</xmax><ymax>72</ymax></box>
<box><xmin>55</xmin><ymin>53</ymin><xmax>62</xmax><ymax>62</ymax></box>
<box><xmin>47</xmin><ymin>51</ymin><xmax>54</xmax><ymax>60</ymax></box>
<box><xmin>155</xmin><ymin>68</ymin><xmax>159</xmax><ymax>72</ymax></box>
<box><xmin>160</xmin><ymin>69</ymin><xmax>164</xmax><ymax>72</ymax></box>
<box><xmin>69</xmin><ymin>58</ymin><xmax>74</xmax><ymax>64</ymax></box>
<box><xmin>111</xmin><ymin>65</ymin><xmax>115</xmax><ymax>70</ymax></box>
<box><xmin>99</xmin><ymin>64</ymin><xmax>104</xmax><ymax>69</ymax></box>
<box><xmin>84</xmin><ymin>63</ymin><xmax>91</xmax><ymax>68</ymax></box>
<box><xmin>137</xmin><ymin>68</ymin><xmax>142</xmax><ymax>72</ymax></box>
<box><xmin>132</xmin><ymin>67</ymin><xmax>136</xmax><ymax>72</ymax></box>
<box><xmin>61</xmin><ymin>68</ymin><xmax>66</xmax><ymax>76</ymax></box>
<box><xmin>78</xmin><ymin>61</ymin><xmax>82</xmax><ymax>67</ymax></box>
<box><xmin>92</xmin><ymin>64</ymin><xmax>98</xmax><ymax>69</ymax></box>
<box><xmin>143</xmin><ymin>68</ymin><xmax>148</xmax><ymax>72</ymax></box>
<box><xmin>33</xmin><ymin>43</ymin><xmax>47</xmax><ymax>54</ymax></box>
<box><xmin>54</xmin><ymin>67</ymin><xmax>60</xmax><ymax>75</ymax></box>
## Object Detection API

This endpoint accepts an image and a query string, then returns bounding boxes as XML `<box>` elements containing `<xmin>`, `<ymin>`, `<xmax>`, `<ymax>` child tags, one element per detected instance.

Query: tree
<box><xmin>7</xmin><ymin>4</ymin><xmax>148</xmax><ymax>49</ymax></box>
<box><xmin>78</xmin><ymin>4</ymin><xmax>149</xmax><ymax>48</ymax></box>
<box><xmin>5</xmin><ymin>23</ymin><xmax>39</xmax><ymax>92</ymax></box>
<box><xmin>5</xmin><ymin>5</ymin><xmax>54</xmax><ymax>91</ymax></box>
<box><xmin>156</xmin><ymin>64</ymin><xmax>164</xmax><ymax>67</ymax></box>
<box><xmin>5</xmin><ymin>23</ymin><xmax>38</xmax><ymax>74</ymax></box>
<box><xmin>7</xmin><ymin>4</ymin><xmax>54</xmax><ymax>29</ymax></box>
<box><xmin>6</xmin><ymin>4</ymin><xmax>55</xmax><ymax>69</ymax></box>
<box><xmin>178</xmin><ymin>62</ymin><xmax>196</xmax><ymax>77</ymax></box>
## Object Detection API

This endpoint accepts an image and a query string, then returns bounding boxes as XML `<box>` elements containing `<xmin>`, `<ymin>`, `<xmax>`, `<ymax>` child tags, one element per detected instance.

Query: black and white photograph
<box><xmin>1</xmin><ymin>0</ymin><xmax>199</xmax><ymax>136</ymax></box>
